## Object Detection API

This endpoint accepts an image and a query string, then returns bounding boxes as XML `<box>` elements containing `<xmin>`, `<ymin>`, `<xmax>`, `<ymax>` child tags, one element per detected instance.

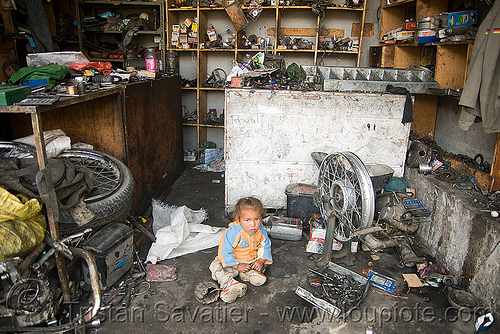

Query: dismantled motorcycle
<box><xmin>311</xmin><ymin>151</ymin><xmax>429</xmax><ymax>267</ymax></box>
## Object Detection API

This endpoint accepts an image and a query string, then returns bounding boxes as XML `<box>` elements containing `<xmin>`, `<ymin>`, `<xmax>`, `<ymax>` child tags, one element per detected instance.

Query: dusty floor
<box><xmin>93</xmin><ymin>163</ymin><xmax>479</xmax><ymax>334</ymax></box>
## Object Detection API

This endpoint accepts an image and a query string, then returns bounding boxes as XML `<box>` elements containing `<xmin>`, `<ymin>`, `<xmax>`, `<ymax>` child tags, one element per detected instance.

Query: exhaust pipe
<box><xmin>68</xmin><ymin>247</ymin><xmax>101</xmax><ymax>323</ymax></box>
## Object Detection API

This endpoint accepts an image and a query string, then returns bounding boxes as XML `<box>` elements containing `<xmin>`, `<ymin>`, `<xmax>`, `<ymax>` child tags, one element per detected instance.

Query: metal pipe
<box><xmin>68</xmin><ymin>247</ymin><xmax>101</xmax><ymax>323</ymax></box>
<box><xmin>17</xmin><ymin>242</ymin><xmax>46</xmax><ymax>273</ymax></box>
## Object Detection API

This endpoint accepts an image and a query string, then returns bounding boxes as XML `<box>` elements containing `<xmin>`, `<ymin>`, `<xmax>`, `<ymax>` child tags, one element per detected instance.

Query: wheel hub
<box><xmin>329</xmin><ymin>180</ymin><xmax>356</xmax><ymax>214</ymax></box>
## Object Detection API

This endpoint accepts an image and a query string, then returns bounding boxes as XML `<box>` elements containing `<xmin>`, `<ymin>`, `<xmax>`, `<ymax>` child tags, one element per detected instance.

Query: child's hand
<box><xmin>251</xmin><ymin>258</ymin><xmax>266</xmax><ymax>272</ymax></box>
<box><xmin>233</xmin><ymin>263</ymin><xmax>251</xmax><ymax>272</ymax></box>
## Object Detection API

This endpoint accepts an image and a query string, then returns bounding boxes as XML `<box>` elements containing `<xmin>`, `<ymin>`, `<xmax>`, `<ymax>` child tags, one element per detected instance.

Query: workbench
<box><xmin>5</xmin><ymin>76</ymin><xmax>184</xmax><ymax>216</ymax></box>
<box><xmin>1</xmin><ymin>76</ymin><xmax>184</xmax><ymax>301</ymax></box>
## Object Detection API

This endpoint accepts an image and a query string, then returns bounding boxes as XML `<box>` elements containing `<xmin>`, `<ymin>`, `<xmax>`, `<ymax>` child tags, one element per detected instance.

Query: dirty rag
<box><xmin>8</xmin><ymin>65</ymin><xmax>69</xmax><ymax>89</ymax></box>
<box><xmin>146</xmin><ymin>264</ymin><xmax>177</xmax><ymax>282</ymax></box>
<box><xmin>386</xmin><ymin>85</ymin><xmax>413</xmax><ymax>124</ymax></box>
<box><xmin>146</xmin><ymin>200</ymin><xmax>226</xmax><ymax>264</ymax></box>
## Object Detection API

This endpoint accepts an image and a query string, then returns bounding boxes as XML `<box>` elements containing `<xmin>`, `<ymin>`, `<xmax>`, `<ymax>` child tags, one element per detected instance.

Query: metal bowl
<box><xmin>366</xmin><ymin>164</ymin><xmax>395</xmax><ymax>193</ymax></box>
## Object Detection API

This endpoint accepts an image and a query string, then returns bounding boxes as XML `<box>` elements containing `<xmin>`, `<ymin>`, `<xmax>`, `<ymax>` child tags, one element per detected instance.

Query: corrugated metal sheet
<box><xmin>302</xmin><ymin>66</ymin><xmax>439</xmax><ymax>94</ymax></box>
<box><xmin>225</xmin><ymin>89</ymin><xmax>411</xmax><ymax>210</ymax></box>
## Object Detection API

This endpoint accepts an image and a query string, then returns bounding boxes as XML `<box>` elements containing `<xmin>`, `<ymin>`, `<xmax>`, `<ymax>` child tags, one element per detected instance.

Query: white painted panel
<box><xmin>225</xmin><ymin>89</ymin><xmax>411</xmax><ymax>210</ymax></box>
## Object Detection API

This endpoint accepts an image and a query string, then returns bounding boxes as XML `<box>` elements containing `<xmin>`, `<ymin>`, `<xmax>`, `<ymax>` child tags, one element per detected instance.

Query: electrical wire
<box><xmin>446</xmin><ymin>237</ymin><xmax>500</xmax><ymax>280</ymax></box>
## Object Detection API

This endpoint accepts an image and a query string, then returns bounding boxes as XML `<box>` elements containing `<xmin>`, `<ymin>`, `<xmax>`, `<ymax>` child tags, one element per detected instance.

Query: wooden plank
<box><xmin>370</xmin><ymin>45</ymin><xmax>395</xmax><ymax>68</ymax></box>
<box><xmin>490</xmin><ymin>133</ymin><xmax>500</xmax><ymax>191</ymax></box>
<box><xmin>444</xmin><ymin>154</ymin><xmax>493</xmax><ymax>191</ymax></box>
<box><xmin>435</xmin><ymin>44</ymin><xmax>468</xmax><ymax>89</ymax></box>
<box><xmin>415</xmin><ymin>0</ymin><xmax>447</xmax><ymax>21</ymax></box>
<box><xmin>369</xmin><ymin>46</ymin><xmax>382</xmax><ymax>67</ymax></box>
<box><xmin>9</xmin><ymin>80</ymin><xmax>184</xmax><ymax>216</ymax></box>
<box><xmin>123</xmin><ymin>78</ymin><xmax>184</xmax><ymax>215</ymax></box>
<box><xmin>9</xmin><ymin>94</ymin><xmax>125</xmax><ymax>160</ymax></box>
<box><xmin>381</xmin><ymin>44</ymin><xmax>395</xmax><ymax>67</ymax></box>
<box><xmin>268</xmin><ymin>27</ymin><xmax>344</xmax><ymax>38</ymax></box>
<box><xmin>411</xmin><ymin>94</ymin><xmax>438</xmax><ymax>138</ymax></box>
<box><xmin>351</xmin><ymin>22</ymin><xmax>374</xmax><ymax>37</ymax></box>
<box><xmin>43</xmin><ymin>1</ymin><xmax>57</xmax><ymax>37</ymax></box>
<box><xmin>380</xmin><ymin>6</ymin><xmax>407</xmax><ymax>40</ymax></box>
<box><xmin>0</xmin><ymin>7</ymin><xmax>15</xmax><ymax>34</ymax></box>
<box><xmin>394</xmin><ymin>45</ymin><xmax>422</xmax><ymax>69</ymax></box>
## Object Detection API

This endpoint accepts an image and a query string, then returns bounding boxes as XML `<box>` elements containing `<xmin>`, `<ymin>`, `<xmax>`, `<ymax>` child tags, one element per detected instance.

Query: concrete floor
<box><xmin>92</xmin><ymin>164</ymin><xmax>479</xmax><ymax>334</ymax></box>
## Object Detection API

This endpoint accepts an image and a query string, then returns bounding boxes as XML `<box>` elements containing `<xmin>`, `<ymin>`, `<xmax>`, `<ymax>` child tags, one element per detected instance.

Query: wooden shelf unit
<box><xmin>372</xmin><ymin>0</ymin><xmax>474</xmax><ymax>138</ymax></box>
<box><xmin>374</xmin><ymin>0</ymin><xmax>500</xmax><ymax>192</ymax></box>
<box><xmin>166</xmin><ymin>0</ymin><xmax>367</xmax><ymax>151</ymax></box>
<box><xmin>76</xmin><ymin>0</ymin><xmax>166</xmax><ymax>66</ymax></box>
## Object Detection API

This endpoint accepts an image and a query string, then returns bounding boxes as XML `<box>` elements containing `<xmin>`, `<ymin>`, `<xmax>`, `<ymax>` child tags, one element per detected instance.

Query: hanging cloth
<box><xmin>458</xmin><ymin>1</ymin><xmax>500</xmax><ymax>133</ymax></box>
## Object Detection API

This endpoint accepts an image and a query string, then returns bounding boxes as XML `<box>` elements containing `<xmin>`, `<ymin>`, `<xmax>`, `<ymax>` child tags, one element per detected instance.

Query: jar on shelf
<box><xmin>144</xmin><ymin>47</ymin><xmax>158</xmax><ymax>72</ymax></box>
<box><xmin>165</xmin><ymin>50</ymin><xmax>179</xmax><ymax>76</ymax></box>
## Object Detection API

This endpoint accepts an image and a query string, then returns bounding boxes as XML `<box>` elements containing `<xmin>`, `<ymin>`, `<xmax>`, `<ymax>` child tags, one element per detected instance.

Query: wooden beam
<box><xmin>444</xmin><ymin>154</ymin><xmax>493</xmax><ymax>191</ymax></box>
<box><xmin>351</xmin><ymin>22</ymin><xmax>374</xmax><ymax>37</ymax></box>
<box><xmin>411</xmin><ymin>94</ymin><xmax>438</xmax><ymax>138</ymax></box>
<box><xmin>268</xmin><ymin>27</ymin><xmax>344</xmax><ymax>38</ymax></box>
<box><xmin>490</xmin><ymin>133</ymin><xmax>500</xmax><ymax>191</ymax></box>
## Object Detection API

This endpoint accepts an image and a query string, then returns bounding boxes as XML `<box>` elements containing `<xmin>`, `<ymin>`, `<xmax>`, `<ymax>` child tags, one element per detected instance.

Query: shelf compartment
<box><xmin>435</xmin><ymin>43</ymin><xmax>472</xmax><ymax>89</ymax></box>
<box><xmin>381</xmin><ymin>0</ymin><xmax>416</xmax><ymax>9</ymax></box>
<box><xmin>84</xmin><ymin>0</ymin><xmax>161</xmax><ymax>6</ymax></box>
<box><xmin>199</xmin><ymin>48</ymin><xmax>236</xmax><ymax>51</ymax></box>
<box><xmin>84</xmin><ymin>29</ymin><xmax>162</xmax><ymax>35</ymax></box>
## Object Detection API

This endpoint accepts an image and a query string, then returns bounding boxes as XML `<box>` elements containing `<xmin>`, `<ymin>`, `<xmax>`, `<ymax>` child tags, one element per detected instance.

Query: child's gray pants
<box><xmin>209</xmin><ymin>256</ymin><xmax>239</xmax><ymax>288</ymax></box>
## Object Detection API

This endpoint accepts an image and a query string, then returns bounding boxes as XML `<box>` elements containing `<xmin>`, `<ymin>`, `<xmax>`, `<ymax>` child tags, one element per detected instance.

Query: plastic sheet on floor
<box><xmin>146</xmin><ymin>200</ymin><xmax>226</xmax><ymax>264</ymax></box>
<box><xmin>193</xmin><ymin>157</ymin><xmax>225</xmax><ymax>172</ymax></box>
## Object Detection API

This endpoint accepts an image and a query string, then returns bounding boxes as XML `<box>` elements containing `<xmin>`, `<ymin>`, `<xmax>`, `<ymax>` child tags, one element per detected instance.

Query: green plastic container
<box><xmin>0</xmin><ymin>85</ymin><xmax>31</xmax><ymax>106</ymax></box>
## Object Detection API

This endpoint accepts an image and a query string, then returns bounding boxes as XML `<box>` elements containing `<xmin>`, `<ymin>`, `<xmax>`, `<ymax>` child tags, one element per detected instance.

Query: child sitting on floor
<box><xmin>209</xmin><ymin>196</ymin><xmax>273</xmax><ymax>303</ymax></box>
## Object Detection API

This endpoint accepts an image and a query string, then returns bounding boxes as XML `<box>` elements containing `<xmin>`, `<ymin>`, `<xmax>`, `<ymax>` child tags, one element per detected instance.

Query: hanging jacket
<box><xmin>458</xmin><ymin>1</ymin><xmax>500</xmax><ymax>133</ymax></box>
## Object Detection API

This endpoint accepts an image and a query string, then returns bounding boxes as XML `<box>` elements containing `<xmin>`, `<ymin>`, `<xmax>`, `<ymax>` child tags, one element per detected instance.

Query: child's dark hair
<box><xmin>233</xmin><ymin>197</ymin><xmax>265</xmax><ymax>221</ymax></box>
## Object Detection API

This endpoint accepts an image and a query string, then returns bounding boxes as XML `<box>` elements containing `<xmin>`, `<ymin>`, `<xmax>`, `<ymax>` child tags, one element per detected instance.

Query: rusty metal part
<box><xmin>308</xmin><ymin>276</ymin><xmax>323</xmax><ymax>287</ymax></box>
<box><xmin>361</xmin><ymin>233</ymin><xmax>399</xmax><ymax>252</ymax></box>
<box><xmin>68</xmin><ymin>247</ymin><xmax>101</xmax><ymax>323</ymax></box>
<box><xmin>0</xmin><ymin>258</ymin><xmax>23</xmax><ymax>291</ymax></box>
<box><xmin>396</xmin><ymin>238</ymin><xmax>426</xmax><ymax>267</ymax></box>
<box><xmin>406</xmin><ymin>140</ymin><xmax>432</xmax><ymax>168</ymax></box>
<box><xmin>35</xmin><ymin>229</ymin><xmax>92</xmax><ymax>269</ymax></box>
<box><xmin>134</xmin><ymin>251</ymin><xmax>147</xmax><ymax>274</ymax></box>
<box><xmin>43</xmin><ymin>235</ymin><xmax>73</xmax><ymax>260</ymax></box>
<box><xmin>17</xmin><ymin>242</ymin><xmax>46</xmax><ymax>274</ymax></box>
<box><xmin>120</xmin><ymin>288</ymin><xmax>131</xmax><ymax>308</ymax></box>
<box><xmin>375</xmin><ymin>192</ymin><xmax>420</xmax><ymax>233</ymax></box>
<box><xmin>127</xmin><ymin>217</ymin><xmax>156</xmax><ymax>242</ymax></box>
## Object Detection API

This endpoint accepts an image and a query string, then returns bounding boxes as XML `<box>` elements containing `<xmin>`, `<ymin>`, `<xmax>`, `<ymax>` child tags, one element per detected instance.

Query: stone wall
<box><xmin>405</xmin><ymin>168</ymin><xmax>500</xmax><ymax>318</ymax></box>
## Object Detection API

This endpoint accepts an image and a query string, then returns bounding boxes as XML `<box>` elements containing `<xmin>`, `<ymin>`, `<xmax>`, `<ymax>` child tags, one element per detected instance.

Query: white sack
<box><xmin>146</xmin><ymin>201</ymin><xmax>226</xmax><ymax>264</ymax></box>
<box><xmin>15</xmin><ymin>129</ymin><xmax>71</xmax><ymax>158</ymax></box>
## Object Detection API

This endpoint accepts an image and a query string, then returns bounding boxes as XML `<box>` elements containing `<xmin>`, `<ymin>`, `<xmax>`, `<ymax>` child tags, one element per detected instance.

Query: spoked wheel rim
<box><xmin>57</xmin><ymin>150</ymin><xmax>123</xmax><ymax>203</ymax></box>
<box><xmin>0</xmin><ymin>141</ymin><xmax>37</xmax><ymax>159</ymax></box>
<box><xmin>318</xmin><ymin>152</ymin><xmax>375</xmax><ymax>242</ymax></box>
